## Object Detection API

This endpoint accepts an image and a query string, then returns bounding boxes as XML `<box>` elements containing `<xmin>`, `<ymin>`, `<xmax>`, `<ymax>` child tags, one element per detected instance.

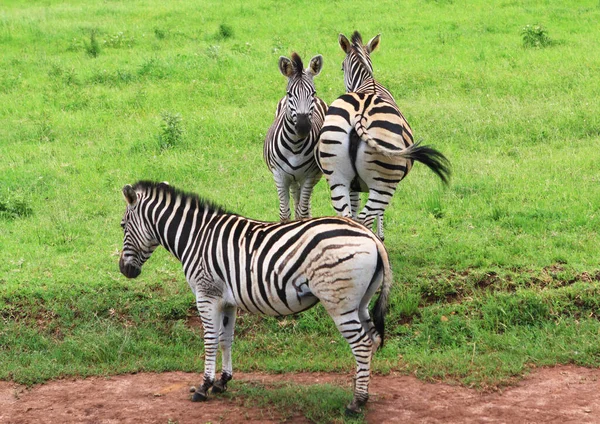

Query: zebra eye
<box><xmin>286</xmin><ymin>91</ymin><xmax>292</xmax><ymax>97</ymax></box>
<box><xmin>120</xmin><ymin>220</ymin><xmax>126</xmax><ymax>229</ymax></box>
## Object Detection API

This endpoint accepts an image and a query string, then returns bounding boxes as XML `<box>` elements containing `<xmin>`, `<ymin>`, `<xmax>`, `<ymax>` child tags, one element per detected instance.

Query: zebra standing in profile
<box><xmin>264</xmin><ymin>53</ymin><xmax>328</xmax><ymax>221</ymax></box>
<box><xmin>316</xmin><ymin>31</ymin><xmax>451</xmax><ymax>240</ymax></box>
<box><xmin>119</xmin><ymin>180</ymin><xmax>392</xmax><ymax>414</ymax></box>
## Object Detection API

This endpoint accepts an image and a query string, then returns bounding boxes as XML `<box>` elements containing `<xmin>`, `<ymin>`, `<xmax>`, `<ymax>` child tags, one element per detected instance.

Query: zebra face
<box><xmin>119</xmin><ymin>185</ymin><xmax>159</xmax><ymax>279</ymax></box>
<box><xmin>339</xmin><ymin>32</ymin><xmax>380</xmax><ymax>92</ymax></box>
<box><xmin>279</xmin><ymin>53</ymin><xmax>323</xmax><ymax>138</ymax></box>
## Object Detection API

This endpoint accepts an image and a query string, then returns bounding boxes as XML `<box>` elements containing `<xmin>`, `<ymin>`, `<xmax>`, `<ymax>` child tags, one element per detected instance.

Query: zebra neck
<box><xmin>143</xmin><ymin>197</ymin><xmax>224</xmax><ymax>262</ymax></box>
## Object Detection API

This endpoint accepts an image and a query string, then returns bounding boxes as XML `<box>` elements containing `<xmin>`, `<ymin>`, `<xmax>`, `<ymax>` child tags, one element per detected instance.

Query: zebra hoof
<box><xmin>345</xmin><ymin>400</ymin><xmax>365</xmax><ymax>415</ymax></box>
<box><xmin>191</xmin><ymin>390</ymin><xmax>208</xmax><ymax>402</ymax></box>
<box><xmin>211</xmin><ymin>381</ymin><xmax>227</xmax><ymax>394</ymax></box>
<box><xmin>345</xmin><ymin>405</ymin><xmax>362</xmax><ymax>416</ymax></box>
<box><xmin>189</xmin><ymin>386</ymin><xmax>196</xmax><ymax>393</ymax></box>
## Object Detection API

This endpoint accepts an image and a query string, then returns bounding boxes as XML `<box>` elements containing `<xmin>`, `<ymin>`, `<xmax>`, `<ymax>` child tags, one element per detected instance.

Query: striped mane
<box><xmin>349</xmin><ymin>31</ymin><xmax>374</xmax><ymax>78</ymax></box>
<box><xmin>132</xmin><ymin>180</ymin><xmax>231</xmax><ymax>215</ymax></box>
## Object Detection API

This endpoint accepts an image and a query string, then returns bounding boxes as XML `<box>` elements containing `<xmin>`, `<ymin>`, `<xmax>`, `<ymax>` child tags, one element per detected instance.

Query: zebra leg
<box><xmin>191</xmin><ymin>297</ymin><xmax>221</xmax><ymax>402</ymax></box>
<box><xmin>326</xmin><ymin>309</ymin><xmax>373</xmax><ymax>414</ymax></box>
<box><xmin>275</xmin><ymin>178</ymin><xmax>292</xmax><ymax>222</ymax></box>
<box><xmin>212</xmin><ymin>305</ymin><xmax>237</xmax><ymax>394</ymax></box>
<box><xmin>358</xmin><ymin>191</ymin><xmax>391</xmax><ymax>240</ymax></box>
<box><xmin>328</xmin><ymin>179</ymin><xmax>353</xmax><ymax>218</ymax></box>
<box><xmin>296</xmin><ymin>174</ymin><xmax>320</xmax><ymax>219</ymax></box>
<box><xmin>350</xmin><ymin>190</ymin><xmax>361</xmax><ymax>220</ymax></box>
<box><xmin>291</xmin><ymin>182</ymin><xmax>301</xmax><ymax>220</ymax></box>
<box><xmin>376</xmin><ymin>213</ymin><xmax>384</xmax><ymax>241</ymax></box>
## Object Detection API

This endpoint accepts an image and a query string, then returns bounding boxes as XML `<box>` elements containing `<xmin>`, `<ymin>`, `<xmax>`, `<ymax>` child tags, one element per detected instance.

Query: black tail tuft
<box><xmin>405</xmin><ymin>142</ymin><xmax>451</xmax><ymax>185</ymax></box>
<box><xmin>372</xmin><ymin>291</ymin><xmax>387</xmax><ymax>349</ymax></box>
<box><xmin>371</xmin><ymin>253</ymin><xmax>390</xmax><ymax>349</ymax></box>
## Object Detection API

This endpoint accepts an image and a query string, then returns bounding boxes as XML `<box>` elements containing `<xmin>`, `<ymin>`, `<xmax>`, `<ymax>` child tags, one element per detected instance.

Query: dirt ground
<box><xmin>1</xmin><ymin>365</ymin><xmax>599</xmax><ymax>423</ymax></box>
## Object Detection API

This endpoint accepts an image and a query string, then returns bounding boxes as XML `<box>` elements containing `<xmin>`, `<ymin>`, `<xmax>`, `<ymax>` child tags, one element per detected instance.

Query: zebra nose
<box><xmin>119</xmin><ymin>257</ymin><xmax>141</xmax><ymax>279</ymax></box>
<box><xmin>295</xmin><ymin>114</ymin><xmax>311</xmax><ymax>138</ymax></box>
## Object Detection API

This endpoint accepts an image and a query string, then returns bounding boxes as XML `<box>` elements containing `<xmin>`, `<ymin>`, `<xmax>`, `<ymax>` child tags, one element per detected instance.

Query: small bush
<box><xmin>158</xmin><ymin>111</ymin><xmax>184</xmax><ymax>150</ymax></box>
<box><xmin>521</xmin><ymin>24</ymin><xmax>552</xmax><ymax>48</ymax></box>
<box><xmin>0</xmin><ymin>196</ymin><xmax>33</xmax><ymax>220</ymax></box>
<box><xmin>85</xmin><ymin>30</ymin><xmax>100</xmax><ymax>57</ymax></box>
<box><xmin>217</xmin><ymin>23</ymin><xmax>234</xmax><ymax>40</ymax></box>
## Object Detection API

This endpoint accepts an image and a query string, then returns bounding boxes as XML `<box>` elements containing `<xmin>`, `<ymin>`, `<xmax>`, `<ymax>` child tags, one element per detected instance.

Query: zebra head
<box><xmin>119</xmin><ymin>184</ymin><xmax>159</xmax><ymax>279</ymax></box>
<box><xmin>278</xmin><ymin>52</ymin><xmax>323</xmax><ymax>138</ymax></box>
<box><xmin>339</xmin><ymin>31</ymin><xmax>380</xmax><ymax>92</ymax></box>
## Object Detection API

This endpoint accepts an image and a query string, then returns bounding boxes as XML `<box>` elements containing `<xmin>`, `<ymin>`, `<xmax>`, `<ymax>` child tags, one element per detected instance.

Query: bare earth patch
<box><xmin>1</xmin><ymin>365</ymin><xmax>598</xmax><ymax>423</ymax></box>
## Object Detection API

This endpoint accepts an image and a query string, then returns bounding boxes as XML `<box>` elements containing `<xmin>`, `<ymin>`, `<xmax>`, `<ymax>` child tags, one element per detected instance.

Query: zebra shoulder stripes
<box><xmin>316</xmin><ymin>31</ymin><xmax>451</xmax><ymax>240</ymax></box>
<box><xmin>264</xmin><ymin>53</ymin><xmax>328</xmax><ymax>221</ymax></box>
<box><xmin>119</xmin><ymin>180</ymin><xmax>392</xmax><ymax>413</ymax></box>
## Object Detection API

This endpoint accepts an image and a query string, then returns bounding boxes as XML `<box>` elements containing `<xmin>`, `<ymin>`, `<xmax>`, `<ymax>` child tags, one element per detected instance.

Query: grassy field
<box><xmin>1</xmin><ymin>0</ymin><xmax>600</xmax><ymax>421</ymax></box>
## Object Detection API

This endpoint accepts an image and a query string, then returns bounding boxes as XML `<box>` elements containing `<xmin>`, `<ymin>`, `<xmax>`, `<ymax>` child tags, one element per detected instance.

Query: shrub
<box><xmin>521</xmin><ymin>24</ymin><xmax>552</xmax><ymax>48</ymax></box>
<box><xmin>158</xmin><ymin>111</ymin><xmax>184</xmax><ymax>150</ymax></box>
<box><xmin>85</xmin><ymin>30</ymin><xmax>100</xmax><ymax>57</ymax></box>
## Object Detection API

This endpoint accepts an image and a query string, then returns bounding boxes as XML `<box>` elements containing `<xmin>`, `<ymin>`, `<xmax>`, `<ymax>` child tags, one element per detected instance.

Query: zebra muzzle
<box><xmin>119</xmin><ymin>258</ymin><xmax>141</xmax><ymax>279</ymax></box>
<box><xmin>295</xmin><ymin>114</ymin><xmax>311</xmax><ymax>138</ymax></box>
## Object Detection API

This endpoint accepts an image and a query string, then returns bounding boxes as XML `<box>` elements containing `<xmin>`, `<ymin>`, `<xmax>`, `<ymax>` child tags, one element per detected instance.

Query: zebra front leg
<box><xmin>350</xmin><ymin>190</ymin><xmax>360</xmax><ymax>220</ymax></box>
<box><xmin>191</xmin><ymin>297</ymin><xmax>221</xmax><ymax>402</ymax></box>
<box><xmin>296</xmin><ymin>174</ymin><xmax>321</xmax><ymax>219</ymax></box>
<box><xmin>275</xmin><ymin>177</ymin><xmax>292</xmax><ymax>222</ymax></box>
<box><xmin>212</xmin><ymin>305</ymin><xmax>237</xmax><ymax>394</ymax></box>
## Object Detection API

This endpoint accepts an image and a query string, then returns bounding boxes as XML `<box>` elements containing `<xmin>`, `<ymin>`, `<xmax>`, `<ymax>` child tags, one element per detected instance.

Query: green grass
<box><xmin>1</xmin><ymin>0</ymin><xmax>600</xmax><ymax>422</ymax></box>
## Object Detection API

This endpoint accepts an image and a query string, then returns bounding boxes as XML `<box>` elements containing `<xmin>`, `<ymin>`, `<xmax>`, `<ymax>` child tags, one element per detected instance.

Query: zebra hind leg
<box><xmin>212</xmin><ymin>305</ymin><xmax>237</xmax><ymax>394</ymax></box>
<box><xmin>326</xmin><ymin>309</ymin><xmax>373</xmax><ymax>414</ymax></box>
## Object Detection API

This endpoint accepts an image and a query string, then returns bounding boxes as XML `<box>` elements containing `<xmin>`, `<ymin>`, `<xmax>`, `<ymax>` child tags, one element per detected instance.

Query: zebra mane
<box><xmin>351</xmin><ymin>31</ymin><xmax>363</xmax><ymax>47</ymax></box>
<box><xmin>290</xmin><ymin>52</ymin><xmax>304</xmax><ymax>76</ymax></box>
<box><xmin>132</xmin><ymin>180</ymin><xmax>231</xmax><ymax>215</ymax></box>
<box><xmin>349</xmin><ymin>31</ymin><xmax>373</xmax><ymax>78</ymax></box>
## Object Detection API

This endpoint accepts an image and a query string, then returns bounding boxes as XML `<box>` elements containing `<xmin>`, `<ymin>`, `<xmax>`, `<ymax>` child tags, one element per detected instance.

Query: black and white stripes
<box><xmin>317</xmin><ymin>31</ymin><xmax>450</xmax><ymax>240</ymax></box>
<box><xmin>119</xmin><ymin>180</ymin><xmax>392</xmax><ymax>413</ymax></box>
<box><xmin>264</xmin><ymin>53</ymin><xmax>328</xmax><ymax>221</ymax></box>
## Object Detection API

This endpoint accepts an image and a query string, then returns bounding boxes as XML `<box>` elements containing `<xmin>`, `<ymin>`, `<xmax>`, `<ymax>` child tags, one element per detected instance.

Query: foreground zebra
<box><xmin>264</xmin><ymin>53</ymin><xmax>328</xmax><ymax>221</ymax></box>
<box><xmin>316</xmin><ymin>31</ymin><xmax>451</xmax><ymax>240</ymax></box>
<box><xmin>119</xmin><ymin>180</ymin><xmax>392</xmax><ymax>413</ymax></box>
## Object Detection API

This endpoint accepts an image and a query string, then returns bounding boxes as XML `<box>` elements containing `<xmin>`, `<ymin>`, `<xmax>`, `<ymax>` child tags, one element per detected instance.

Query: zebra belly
<box><xmin>233</xmin><ymin>273</ymin><xmax>320</xmax><ymax>317</ymax></box>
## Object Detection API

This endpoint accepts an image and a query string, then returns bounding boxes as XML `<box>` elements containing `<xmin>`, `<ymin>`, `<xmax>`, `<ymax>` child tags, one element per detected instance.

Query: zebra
<box><xmin>119</xmin><ymin>180</ymin><xmax>393</xmax><ymax>414</ymax></box>
<box><xmin>264</xmin><ymin>53</ymin><xmax>328</xmax><ymax>221</ymax></box>
<box><xmin>316</xmin><ymin>31</ymin><xmax>451</xmax><ymax>240</ymax></box>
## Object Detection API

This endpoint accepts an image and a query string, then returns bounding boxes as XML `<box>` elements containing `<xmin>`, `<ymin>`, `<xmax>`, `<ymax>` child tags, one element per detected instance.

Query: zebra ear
<box><xmin>122</xmin><ymin>184</ymin><xmax>138</xmax><ymax>206</ymax></box>
<box><xmin>339</xmin><ymin>33</ymin><xmax>351</xmax><ymax>54</ymax></box>
<box><xmin>366</xmin><ymin>34</ymin><xmax>381</xmax><ymax>54</ymax></box>
<box><xmin>278</xmin><ymin>56</ymin><xmax>294</xmax><ymax>78</ymax></box>
<box><xmin>307</xmin><ymin>55</ymin><xmax>323</xmax><ymax>77</ymax></box>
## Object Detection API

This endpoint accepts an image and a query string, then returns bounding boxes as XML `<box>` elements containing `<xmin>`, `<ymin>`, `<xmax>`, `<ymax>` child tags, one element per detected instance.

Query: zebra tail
<box><xmin>353</xmin><ymin>116</ymin><xmax>394</xmax><ymax>155</ymax></box>
<box><xmin>353</xmin><ymin>119</ymin><xmax>451</xmax><ymax>185</ymax></box>
<box><xmin>372</xmin><ymin>246</ymin><xmax>392</xmax><ymax>350</ymax></box>
<box><xmin>399</xmin><ymin>142</ymin><xmax>452</xmax><ymax>185</ymax></box>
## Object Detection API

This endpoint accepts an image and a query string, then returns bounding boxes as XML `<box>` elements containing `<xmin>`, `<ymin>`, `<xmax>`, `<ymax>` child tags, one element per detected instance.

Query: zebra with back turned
<box><xmin>264</xmin><ymin>53</ymin><xmax>328</xmax><ymax>221</ymax></box>
<box><xmin>119</xmin><ymin>180</ymin><xmax>392</xmax><ymax>413</ymax></box>
<box><xmin>316</xmin><ymin>31</ymin><xmax>451</xmax><ymax>240</ymax></box>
